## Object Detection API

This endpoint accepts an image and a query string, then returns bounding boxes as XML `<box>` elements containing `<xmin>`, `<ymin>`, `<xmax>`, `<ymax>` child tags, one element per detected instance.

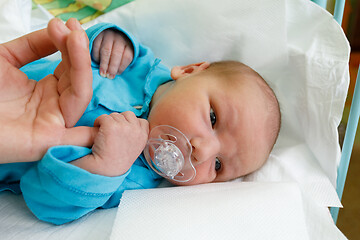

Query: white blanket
<box><xmin>0</xmin><ymin>0</ymin><xmax>350</xmax><ymax>239</ymax></box>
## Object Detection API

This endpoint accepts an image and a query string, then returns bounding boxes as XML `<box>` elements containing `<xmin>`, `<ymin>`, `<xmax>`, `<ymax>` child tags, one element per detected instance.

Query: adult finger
<box><xmin>47</xmin><ymin>18</ymin><xmax>71</xmax><ymax>68</ymax></box>
<box><xmin>58</xmin><ymin>30</ymin><xmax>92</xmax><ymax>127</ymax></box>
<box><xmin>54</xmin><ymin>61</ymin><xmax>66</xmax><ymax>82</ymax></box>
<box><xmin>0</xmin><ymin>28</ymin><xmax>57</xmax><ymax>68</ymax></box>
<box><xmin>65</xmin><ymin>18</ymin><xmax>82</xmax><ymax>31</ymax></box>
<box><xmin>62</xmin><ymin>126</ymin><xmax>98</xmax><ymax>147</ymax></box>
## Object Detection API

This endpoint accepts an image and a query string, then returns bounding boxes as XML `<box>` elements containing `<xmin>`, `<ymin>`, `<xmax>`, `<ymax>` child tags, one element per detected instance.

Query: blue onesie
<box><xmin>0</xmin><ymin>23</ymin><xmax>171</xmax><ymax>225</ymax></box>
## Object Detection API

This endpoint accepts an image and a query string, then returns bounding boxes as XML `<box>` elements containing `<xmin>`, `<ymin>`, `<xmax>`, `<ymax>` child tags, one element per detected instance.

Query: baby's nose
<box><xmin>190</xmin><ymin>136</ymin><xmax>220</xmax><ymax>164</ymax></box>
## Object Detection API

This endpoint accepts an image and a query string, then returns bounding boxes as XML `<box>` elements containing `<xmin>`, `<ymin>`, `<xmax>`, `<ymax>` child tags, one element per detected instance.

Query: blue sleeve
<box><xmin>20</xmin><ymin>145</ymin><xmax>130</xmax><ymax>225</ymax></box>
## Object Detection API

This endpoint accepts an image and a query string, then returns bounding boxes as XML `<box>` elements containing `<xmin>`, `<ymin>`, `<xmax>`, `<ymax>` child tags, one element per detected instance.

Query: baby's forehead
<box><xmin>213</xmin><ymin>71</ymin><xmax>265</xmax><ymax>97</ymax></box>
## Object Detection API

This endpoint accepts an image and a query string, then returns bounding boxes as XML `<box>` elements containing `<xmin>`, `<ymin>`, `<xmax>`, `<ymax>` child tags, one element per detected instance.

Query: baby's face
<box><xmin>148</xmin><ymin>65</ymin><xmax>271</xmax><ymax>185</ymax></box>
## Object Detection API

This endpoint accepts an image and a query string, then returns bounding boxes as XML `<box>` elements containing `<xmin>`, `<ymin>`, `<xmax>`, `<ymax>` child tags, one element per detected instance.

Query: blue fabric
<box><xmin>0</xmin><ymin>23</ymin><xmax>171</xmax><ymax>225</ymax></box>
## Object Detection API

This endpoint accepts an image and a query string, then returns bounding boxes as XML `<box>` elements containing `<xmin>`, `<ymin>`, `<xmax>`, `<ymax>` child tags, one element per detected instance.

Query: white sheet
<box><xmin>110</xmin><ymin>182</ymin><xmax>346</xmax><ymax>240</ymax></box>
<box><xmin>0</xmin><ymin>0</ymin><xmax>350</xmax><ymax>239</ymax></box>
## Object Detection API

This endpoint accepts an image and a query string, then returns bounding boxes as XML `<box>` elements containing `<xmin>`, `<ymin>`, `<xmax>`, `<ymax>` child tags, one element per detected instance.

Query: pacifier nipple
<box><xmin>144</xmin><ymin>125</ymin><xmax>195</xmax><ymax>183</ymax></box>
<box><xmin>154</xmin><ymin>142</ymin><xmax>184</xmax><ymax>178</ymax></box>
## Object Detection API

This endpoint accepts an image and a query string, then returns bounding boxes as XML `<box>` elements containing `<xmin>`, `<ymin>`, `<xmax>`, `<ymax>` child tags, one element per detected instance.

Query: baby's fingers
<box><xmin>96</xmin><ymin>30</ymin><xmax>134</xmax><ymax>79</ymax></box>
<box><xmin>118</xmin><ymin>45</ymin><xmax>134</xmax><ymax>74</ymax></box>
<box><xmin>92</xmin><ymin>32</ymin><xmax>103</xmax><ymax>65</ymax></box>
<box><xmin>98</xmin><ymin>31</ymin><xmax>115</xmax><ymax>78</ymax></box>
<box><xmin>139</xmin><ymin>118</ymin><xmax>150</xmax><ymax>136</ymax></box>
<box><xmin>106</xmin><ymin>38</ymin><xmax>126</xmax><ymax>79</ymax></box>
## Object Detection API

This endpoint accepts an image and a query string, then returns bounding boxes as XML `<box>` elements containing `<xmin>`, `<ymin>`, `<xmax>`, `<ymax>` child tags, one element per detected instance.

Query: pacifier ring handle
<box><xmin>143</xmin><ymin>125</ymin><xmax>196</xmax><ymax>183</ymax></box>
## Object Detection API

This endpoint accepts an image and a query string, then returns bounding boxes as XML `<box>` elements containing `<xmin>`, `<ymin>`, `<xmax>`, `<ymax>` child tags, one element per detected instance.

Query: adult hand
<box><xmin>0</xmin><ymin>18</ymin><xmax>96</xmax><ymax>164</ymax></box>
<box><xmin>92</xmin><ymin>29</ymin><xmax>134</xmax><ymax>79</ymax></box>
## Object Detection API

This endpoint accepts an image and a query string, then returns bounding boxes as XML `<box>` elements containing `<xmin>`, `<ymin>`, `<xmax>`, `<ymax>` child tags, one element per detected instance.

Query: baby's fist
<box><xmin>74</xmin><ymin>111</ymin><xmax>149</xmax><ymax>177</ymax></box>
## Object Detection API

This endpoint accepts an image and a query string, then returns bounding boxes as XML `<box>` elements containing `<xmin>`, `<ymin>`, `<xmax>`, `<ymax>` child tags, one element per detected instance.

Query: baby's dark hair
<box><xmin>207</xmin><ymin>60</ymin><xmax>281</xmax><ymax>153</ymax></box>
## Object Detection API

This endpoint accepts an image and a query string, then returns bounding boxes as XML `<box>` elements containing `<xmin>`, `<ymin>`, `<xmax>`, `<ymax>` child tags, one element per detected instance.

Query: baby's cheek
<box><xmin>190</xmin><ymin>165</ymin><xmax>216</xmax><ymax>185</ymax></box>
<box><xmin>148</xmin><ymin>104</ymin><xmax>177</xmax><ymax>129</ymax></box>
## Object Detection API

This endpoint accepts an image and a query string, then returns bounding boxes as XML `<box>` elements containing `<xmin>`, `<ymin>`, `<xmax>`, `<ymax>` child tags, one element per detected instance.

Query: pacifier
<box><xmin>144</xmin><ymin>125</ymin><xmax>195</xmax><ymax>183</ymax></box>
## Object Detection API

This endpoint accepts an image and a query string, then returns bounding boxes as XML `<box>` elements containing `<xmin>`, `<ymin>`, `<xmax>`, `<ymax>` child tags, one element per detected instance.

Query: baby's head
<box><xmin>148</xmin><ymin>60</ymin><xmax>280</xmax><ymax>185</ymax></box>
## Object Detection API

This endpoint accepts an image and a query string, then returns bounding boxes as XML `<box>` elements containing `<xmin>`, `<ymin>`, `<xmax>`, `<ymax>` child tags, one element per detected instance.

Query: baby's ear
<box><xmin>171</xmin><ymin>62</ymin><xmax>210</xmax><ymax>80</ymax></box>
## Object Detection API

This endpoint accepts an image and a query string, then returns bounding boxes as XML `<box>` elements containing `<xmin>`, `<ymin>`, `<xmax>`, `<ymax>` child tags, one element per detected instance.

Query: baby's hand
<box><xmin>72</xmin><ymin>112</ymin><xmax>149</xmax><ymax>177</ymax></box>
<box><xmin>92</xmin><ymin>29</ymin><xmax>134</xmax><ymax>79</ymax></box>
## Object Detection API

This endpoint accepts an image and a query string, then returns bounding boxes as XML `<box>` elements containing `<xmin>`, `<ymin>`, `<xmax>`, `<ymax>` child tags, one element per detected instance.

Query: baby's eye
<box><xmin>215</xmin><ymin>157</ymin><xmax>222</xmax><ymax>171</ymax></box>
<box><xmin>210</xmin><ymin>108</ymin><xmax>216</xmax><ymax>127</ymax></box>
